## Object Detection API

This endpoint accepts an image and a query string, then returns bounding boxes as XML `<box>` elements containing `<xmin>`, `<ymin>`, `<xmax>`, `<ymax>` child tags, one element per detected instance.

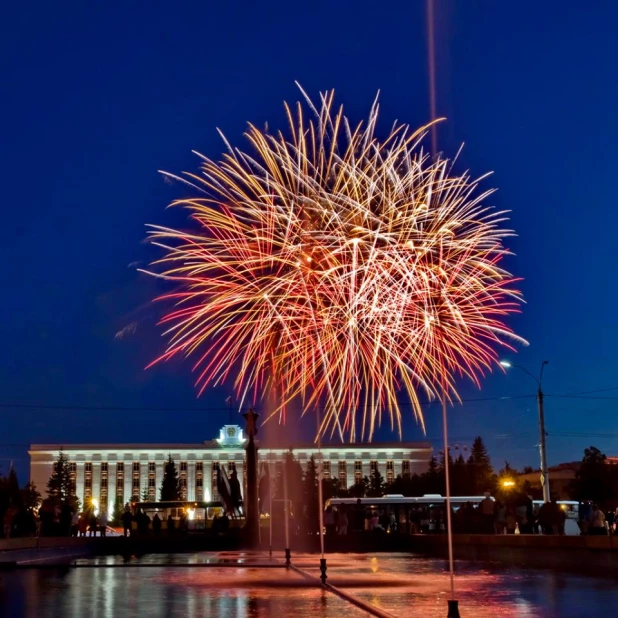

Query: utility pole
<box><xmin>501</xmin><ymin>359</ymin><xmax>550</xmax><ymax>502</ymax></box>
<box><xmin>537</xmin><ymin>361</ymin><xmax>550</xmax><ymax>502</ymax></box>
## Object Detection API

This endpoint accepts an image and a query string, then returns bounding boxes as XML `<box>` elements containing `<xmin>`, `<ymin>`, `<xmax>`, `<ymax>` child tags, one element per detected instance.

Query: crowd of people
<box><xmin>321</xmin><ymin>495</ymin><xmax>618</xmax><ymax>537</ymax></box>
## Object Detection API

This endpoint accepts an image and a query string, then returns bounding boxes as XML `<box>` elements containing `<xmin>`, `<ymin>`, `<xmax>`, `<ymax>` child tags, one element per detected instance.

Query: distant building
<box><xmin>29</xmin><ymin>425</ymin><xmax>432</xmax><ymax>515</ymax></box>
<box><xmin>518</xmin><ymin>462</ymin><xmax>581</xmax><ymax>500</ymax></box>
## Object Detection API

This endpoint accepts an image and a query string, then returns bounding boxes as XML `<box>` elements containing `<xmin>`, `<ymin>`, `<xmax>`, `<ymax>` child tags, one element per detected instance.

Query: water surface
<box><xmin>1</xmin><ymin>552</ymin><xmax>614</xmax><ymax>617</ymax></box>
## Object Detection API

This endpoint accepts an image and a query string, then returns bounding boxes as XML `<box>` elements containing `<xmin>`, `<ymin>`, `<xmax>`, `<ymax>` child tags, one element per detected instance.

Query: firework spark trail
<box><xmin>144</xmin><ymin>88</ymin><xmax>525</xmax><ymax>442</ymax></box>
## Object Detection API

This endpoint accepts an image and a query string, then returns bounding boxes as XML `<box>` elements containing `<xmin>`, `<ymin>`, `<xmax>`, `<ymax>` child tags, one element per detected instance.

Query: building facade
<box><xmin>29</xmin><ymin>424</ymin><xmax>432</xmax><ymax>515</ymax></box>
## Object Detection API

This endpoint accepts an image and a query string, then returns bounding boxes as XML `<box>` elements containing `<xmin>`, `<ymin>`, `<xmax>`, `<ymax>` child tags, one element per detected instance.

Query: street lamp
<box><xmin>500</xmin><ymin>359</ymin><xmax>550</xmax><ymax>502</ymax></box>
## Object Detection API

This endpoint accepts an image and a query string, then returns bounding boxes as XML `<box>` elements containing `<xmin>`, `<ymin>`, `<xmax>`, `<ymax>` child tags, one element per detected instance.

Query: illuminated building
<box><xmin>29</xmin><ymin>425</ymin><xmax>431</xmax><ymax>514</ymax></box>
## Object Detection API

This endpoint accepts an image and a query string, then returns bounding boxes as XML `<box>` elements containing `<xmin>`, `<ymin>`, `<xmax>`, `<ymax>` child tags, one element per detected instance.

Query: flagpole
<box><xmin>268</xmin><ymin>458</ymin><xmax>273</xmax><ymax>559</ymax></box>
<box><xmin>283</xmin><ymin>455</ymin><xmax>290</xmax><ymax>566</ymax></box>
<box><xmin>317</xmin><ymin>410</ymin><xmax>326</xmax><ymax>583</ymax></box>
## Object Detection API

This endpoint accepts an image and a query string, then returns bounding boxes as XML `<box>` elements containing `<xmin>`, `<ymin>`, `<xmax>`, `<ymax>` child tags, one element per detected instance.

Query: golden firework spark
<box><xmin>145</xmin><ymin>87</ymin><xmax>525</xmax><ymax>441</ymax></box>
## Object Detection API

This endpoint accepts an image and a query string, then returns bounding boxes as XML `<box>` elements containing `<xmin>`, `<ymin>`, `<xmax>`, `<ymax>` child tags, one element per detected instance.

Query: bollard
<box><xmin>285</xmin><ymin>547</ymin><xmax>291</xmax><ymax>566</ymax></box>
<box><xmin>447</xmin><ymin>599</ymin><xmax>460</xmax><ymax>617</ymax></box>
<box><xmin>319</xmin><ymin>558</ymin><xmax>327</xmax><ymax>584</ymax></box>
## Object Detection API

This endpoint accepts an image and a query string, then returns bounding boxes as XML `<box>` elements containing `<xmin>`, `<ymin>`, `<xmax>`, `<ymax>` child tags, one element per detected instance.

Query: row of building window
<box><xmin>74</xmin><ymin>458</ymin><xmax>412</xmax><ymax>504</ymax></box>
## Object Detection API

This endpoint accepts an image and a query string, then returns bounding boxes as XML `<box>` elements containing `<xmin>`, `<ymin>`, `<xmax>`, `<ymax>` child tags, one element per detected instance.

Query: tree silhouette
<box><xmin>348</xmin><ymin>476</ymin><xmax>369</xmax><ymax>498</ymax></box>
<box><xmin>112</xmin><ymin>495</ymin><xmax>124</xmax><ymax>525</ymax></box>
<box><xmin>303</xmin><ymin>456</ymin><xmax>320</xmax><ymax>532</ymax></box>
<box><xmin>570</xmin><ymin>446</ymin><xmax>617</xmax><ymax>508</ymax></box>
<box><xmin>468</xmin><ymin>437</ymin><xmax>495</xmax><ymax>494</ymax></box>
<box><xmin>273</xmin><ymin>450</ymin><xmax>304</xmax><ymax>520</ymax></box>
<box><xmin>420</xmin><ymin>455</ymin><xmax>443</xmax><ymax>495</ymax></box>
<box><xmin>159</xmin><ymin>455</ymin><xmax>181</xmax><ymax>501</ymax></box>
<box><xmin>367</xmin><ymin>467</ymin><xmax>386</xmax><ymax>497</ymax></box>
<box><xmin>46</xmin><ymin>450</ymin><xmax>79</xmax><ymax>510</ymax></box>
<box><xmin>20</xmin><ymin>482</ymin><xmax>41</xmax><ymax>512</ymax></box>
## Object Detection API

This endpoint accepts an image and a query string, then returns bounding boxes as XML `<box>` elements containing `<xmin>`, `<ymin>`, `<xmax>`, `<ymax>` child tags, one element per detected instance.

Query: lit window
<box><xmin>212</xmin><ymin>463</ymin><xmax>219</xmax><ymax>501</ymax></box>
<box><xmin>386</xmin><ymin>460</ymin><xmax>394</xmax><ymax>483</ymax></box>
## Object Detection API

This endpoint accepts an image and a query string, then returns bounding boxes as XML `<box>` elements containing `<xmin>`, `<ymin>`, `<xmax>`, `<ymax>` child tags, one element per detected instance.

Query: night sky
<box><xmin>2</xmin><ymin>2</ymin><xmax>618</xmax><ymax>482</ymax></box>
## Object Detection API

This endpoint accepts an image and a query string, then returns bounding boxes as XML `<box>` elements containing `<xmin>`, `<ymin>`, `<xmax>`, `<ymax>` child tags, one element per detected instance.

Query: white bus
<box><xmin>326</xmin><ymin>494</ymin><xmax>580</xmax><ymax>534</ymax></box>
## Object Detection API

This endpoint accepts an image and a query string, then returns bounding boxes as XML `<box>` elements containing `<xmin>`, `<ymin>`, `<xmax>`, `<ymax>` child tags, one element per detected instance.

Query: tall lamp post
<box><xmin>500</xmin><ymin>360</ymin><xmax>550</xmax><ymax>502</ymax></box>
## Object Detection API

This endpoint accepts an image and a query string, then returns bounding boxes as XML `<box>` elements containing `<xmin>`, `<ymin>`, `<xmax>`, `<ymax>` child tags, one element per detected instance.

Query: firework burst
<box><xmin>145</xmin><ymin>87</ymin><xmax>524</xmax><ymax>441</ymax></box>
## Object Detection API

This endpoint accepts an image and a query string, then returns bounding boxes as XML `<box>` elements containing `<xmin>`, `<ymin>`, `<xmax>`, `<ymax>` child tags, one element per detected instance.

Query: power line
<box><xmin>546</xmin><ymin>394</ymin><xmax>618</xmax><ymax>401</ymax></box>
<box><xmin>0</xmin><ymin>393</ymin><xmax>535</xmax><ymax>413</ymax></box>
<box><xmin>548</xmin><ymin>385</ymin><xmax>618</xmax><ymax>397</ymax></box>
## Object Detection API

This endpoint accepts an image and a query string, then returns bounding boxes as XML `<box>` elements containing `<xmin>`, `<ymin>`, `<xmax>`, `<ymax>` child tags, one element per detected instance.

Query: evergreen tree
<box><xmin>420</xmin><ymin>455</ymin><xmax>443</xmax><ymax>495</ymax></box>
<box><xmin>7</xmin><ymin>468</ymin><xmax>20</xmax><ymax>505</ymax></box>
<box><xmin>20</xmin><ymin>482</ymin><xmax>41</xmax><ymax>512</ymax></box>
<box><xmin>450</xmin><ymin>454</ymin><xmax>469</xmax><ymax>495</ymax></box>
<box><xmin>366</xmin><ymin>467</ymin><xmax>386</xmax><ymax>497</ymax></box>
<box><xmin>159</xmin><ymin>454</ymin><xmax>181</xmax><ymax>501</ymax></box>
<box><xmin>112</xmin><ymin>495</ymin><xmax>124</xmax><ymax>525</ymax></box>
<box><xmin>46</xmin><ymin>450</ymin><xmax>79</xmax><ymax>510</ymax></box>
<box><xmin>468</xmin><ymin>437</ymin><xmax>494</xmax><ymax>494</ymax></box>
<box><xmin>273</xmin><ymin>450</ymin><xmax>304</xmax><ymax>521</ymax></box>
<box><xmin>303</xmin><ymin>456</ymin><xmax>319</xmax><ymax>533</ymax></box>
<box><xmin>141</xmin><ymin>485</ymin><xmax>150</xmax><ymax>501</ymax></box>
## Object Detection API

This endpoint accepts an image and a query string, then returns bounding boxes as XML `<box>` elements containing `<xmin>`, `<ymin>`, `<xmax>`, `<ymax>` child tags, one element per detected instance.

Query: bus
<box><xmin>130</xmin><ymin>500</ymin><xmax>228</xmax><ymax>531</ymax></box>
<box><xmin>326</xmin><ymin>494</ymin><xmax>580</xmax><ymax>534</ymax></box>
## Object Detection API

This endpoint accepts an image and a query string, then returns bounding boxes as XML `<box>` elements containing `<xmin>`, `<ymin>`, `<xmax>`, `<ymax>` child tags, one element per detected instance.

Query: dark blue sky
<box><xmin>2</xmin><ymin>1</ymin><xmax>617</xmax><ymax>481</ymax></box>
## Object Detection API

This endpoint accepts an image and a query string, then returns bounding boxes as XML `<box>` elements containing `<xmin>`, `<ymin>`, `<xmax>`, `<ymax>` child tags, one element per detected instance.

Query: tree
<box><xmin>420</xmin><ymin>455</ymin><xmax>443</xmax><ymax>495</ymax></box>
<box><xmin>468</xmin><ymin>437</ymin><xmax>495</xmax><ymax>494</ymax></box>
<box><xmin>386</xmin><ymin>473</ymin><xmax>420</xmax><ymax>497</ymax></box>
<box><xmin>450</xmin><ymin>454</ymin><xmax>469</xmax><ymax>495</ymax></box>
<box><xmin>570</xmin><ymin>446</ymin><xmax>617</xmax><ymax>509</ymax></box>
<box><xmin>273</xmin><ymin>450</ymin><xmax>304</xmax><ymax>523</ymax></box>
<box><xmin>348</xmin><ymin>476</ymin><xmax>369</xmax><ymax>498</ymax></box>
<box><xmin>323</xmin><ymin>477</ymin><xmax>346</xmax><ymax>501</ymax></box>
<box><xmin>112</xmin><ymin>495</ymin><xmax>124</xmax><ymax>525</ymax></box>
<box><xmin>303</xmin><ymin>456</ymin><xmax>319</xmax><ymax>532</ymax></box>
<box><xmin>7</xmin><ymin>468</ymin><xmax>20</xmax><ymax>506</ymax></box>
<box><xmin>46</xmin><ymin>450</ymin><xmax>79</xmax><ymax>511</ymax></box>
<box><xmin>366</xmin><ymin>467</ymin><xmax>386</xmax><ymax>498</ymax></box>
<box><xmin>20</xmin><ymin>483</ymin><xmax>41</xmax><ymax>512</ymax></box>
<box><xmin>141</xmin><ymin>485</ymin><xmax>150</xmax><ymax>501</ymax></box>
<box><xmin>160</xmin><ymin>454</ymin><xmax>181</xmax><ymax>501</ymax></box>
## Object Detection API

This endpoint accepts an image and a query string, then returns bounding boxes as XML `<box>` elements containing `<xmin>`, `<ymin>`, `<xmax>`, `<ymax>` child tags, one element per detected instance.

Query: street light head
<box><xmin>499</xmin><ymin>360</ymin><xmax>512</xmax><ymax>369</ymax></box>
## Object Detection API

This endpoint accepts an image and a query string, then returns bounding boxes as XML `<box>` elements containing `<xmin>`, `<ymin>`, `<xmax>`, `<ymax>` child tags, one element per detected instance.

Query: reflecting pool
<box><xmin>1</xmin><ymin>552</ymin><xmax>615</xmax><ymax>617</ymax></box>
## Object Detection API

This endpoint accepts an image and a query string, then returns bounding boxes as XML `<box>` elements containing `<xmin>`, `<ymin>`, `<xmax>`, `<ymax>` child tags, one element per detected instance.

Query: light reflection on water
<box><xmin>1</xmin><ymin>552</ymin><xmax>616</xmax><ymax>618</ymax></box>
<box><xmin>295</xmin><ymin>552</ymin><xmax>618</xmax><ymax>617</ymax></box>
